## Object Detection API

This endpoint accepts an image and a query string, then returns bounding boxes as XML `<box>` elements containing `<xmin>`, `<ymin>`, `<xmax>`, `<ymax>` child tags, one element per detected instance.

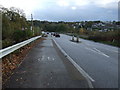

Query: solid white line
<box><xmin>53</xmin><ymin>39</ymin><xmax>94</xmax><ymax>88</ymax></box>
<box><xmin>69</xmin><ymin>57</ymin><xmax>95</xmax><ymax>82</ymax></box>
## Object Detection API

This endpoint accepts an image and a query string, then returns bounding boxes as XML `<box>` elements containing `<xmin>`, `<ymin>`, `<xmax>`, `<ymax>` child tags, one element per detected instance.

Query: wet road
<box><xmin>53</xmin><ymin>34</ymin><xmax>118</xmax><ymax>88</ymax></box>
<box><xmin>3</xmin><ymin>36</ymin><xmax>88</xmax><ymax>88</ymax></box>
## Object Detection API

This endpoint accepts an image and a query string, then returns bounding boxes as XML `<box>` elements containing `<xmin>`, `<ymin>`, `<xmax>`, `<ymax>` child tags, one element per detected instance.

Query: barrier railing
<box><xmin>0</xmin><ymin>36</ymin><xmax>41</xmax><ymax>59</ymax></box>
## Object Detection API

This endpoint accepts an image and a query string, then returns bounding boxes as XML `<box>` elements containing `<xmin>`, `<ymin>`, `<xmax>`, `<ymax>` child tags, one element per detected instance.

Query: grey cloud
<box><xmin>32</xmin><ymin>1</ymin><xmax>118</xmax><ymax>21</ymax></box>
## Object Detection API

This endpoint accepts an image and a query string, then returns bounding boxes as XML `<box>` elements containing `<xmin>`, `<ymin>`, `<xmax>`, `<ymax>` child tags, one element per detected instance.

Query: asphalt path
<box><xmin>3</xmin><ymin>36</ymin><xmax>88</xmax><ymax>88</ymax></box>
<box><xmin>53</xmin><ymin>34</ymin><xmax>118</xmax><ymax>88</ymax></box>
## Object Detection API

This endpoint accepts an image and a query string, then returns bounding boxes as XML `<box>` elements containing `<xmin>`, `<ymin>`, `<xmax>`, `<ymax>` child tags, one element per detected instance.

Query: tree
<box><xmin>1</xmin><ymin>6</ymin><xmax>33</xmax><ymax>48</ymax></box>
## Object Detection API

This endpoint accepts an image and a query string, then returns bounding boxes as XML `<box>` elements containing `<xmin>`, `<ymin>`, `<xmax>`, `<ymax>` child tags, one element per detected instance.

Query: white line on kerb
<box><xmin>68</xmin><ymin>56</ymin><xmax>95</xmax><ymax>82</ymax></box>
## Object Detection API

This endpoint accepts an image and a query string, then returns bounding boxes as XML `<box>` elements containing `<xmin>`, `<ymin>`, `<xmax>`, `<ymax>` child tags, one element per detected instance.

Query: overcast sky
<box><xmin>0</xmin><ymin>0</ymin><xmax>119</xmax><ymax>21</ymax></box>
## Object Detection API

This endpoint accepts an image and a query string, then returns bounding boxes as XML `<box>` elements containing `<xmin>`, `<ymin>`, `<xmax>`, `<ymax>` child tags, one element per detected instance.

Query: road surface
<box><xmin>53</xmin><ymin>34</ymin><xmax>118</xmax><ymax>88</ymax></box>
<box><xmin>3</xmin><ymin>36</ymin><xmax>88</xmax><ymax>88</ymax></box>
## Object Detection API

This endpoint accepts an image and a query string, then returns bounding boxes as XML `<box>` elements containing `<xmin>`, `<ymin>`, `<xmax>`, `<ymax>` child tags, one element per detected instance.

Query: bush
<box><xmin>24</xmin><ymin>30</ymin><xmax>33</xmax><ymax>39</ymax></box>
<box><xmin>12</xmin><ymin>30</ymin><xmax>32</xmax><ymax>43</ymax></box>
<box><xmin>2</xmin><ymin>39</ymin><xmax>13</xmax><ymax>48</ymax></box>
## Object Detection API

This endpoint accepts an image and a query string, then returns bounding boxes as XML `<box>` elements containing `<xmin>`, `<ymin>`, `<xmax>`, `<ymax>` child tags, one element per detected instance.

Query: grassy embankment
<box><xmin>67</xmin><ymin>31</ymin><xmax>120</xmax><ymax>47</ymax></box>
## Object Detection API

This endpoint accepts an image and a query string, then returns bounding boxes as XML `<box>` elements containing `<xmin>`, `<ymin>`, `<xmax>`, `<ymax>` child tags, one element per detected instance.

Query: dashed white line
<box><xmin>85</xmin><ymin>47</ymin><xmax>97</xmax><ymax>53</ymax></box>
<box><xmin>93</xmin><ymin>48</ymin><xmax>101</xmax><ymax>52</ymax></box>
<box><xmin>93</xmin><ymin>48</ymin><xmax>110</xmax><ymax>58</ymax></box>
<box><xmin>85</xmin><ymin>43</ymin><xmax>118</xmax><ymax>53</ymax></box>
<box><xmin>85</xmin><ymin>47</ymin><xmax>110</xmax><ymax>58</ymax></box>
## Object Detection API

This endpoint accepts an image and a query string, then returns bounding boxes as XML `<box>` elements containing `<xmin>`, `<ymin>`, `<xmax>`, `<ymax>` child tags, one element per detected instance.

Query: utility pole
<box><xmin>31</xmin><ymin>14</ymin><xmax>34</xmax><ymax>36</ymax></box>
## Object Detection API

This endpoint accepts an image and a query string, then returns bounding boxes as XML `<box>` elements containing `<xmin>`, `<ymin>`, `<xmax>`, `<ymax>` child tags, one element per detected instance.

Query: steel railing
<box><xmin>0</xmin><ymin>36</ymin><xmax>41</xmax><ymax>59</ymax></box>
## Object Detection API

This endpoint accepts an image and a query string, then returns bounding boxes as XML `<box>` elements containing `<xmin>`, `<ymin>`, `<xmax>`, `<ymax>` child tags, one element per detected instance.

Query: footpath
<box><xmin>3</xmin><ymin>36</ymin><xmax>88</xmax><ymax>88</ymax></box>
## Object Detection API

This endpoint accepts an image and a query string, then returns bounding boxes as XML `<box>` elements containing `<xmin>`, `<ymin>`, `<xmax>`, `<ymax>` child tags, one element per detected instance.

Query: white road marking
<box><xmin>66</xmin><ymin>53</ymin><xmax>95</xmax><ymax>88</ymax></box>
<box><xmin>93</xmin><ymin>48</ymin><xmax>110</xmax><ymax>58</ymax></box>
<box><xmin>85</xmin><ymin>43</ymin><xmax>118</xmax><ymax>53</ymax></box>
<box><xmin>85</xmin><ymin>47</ymin><xmax>97</xmax><ymax>53</ymax></box>
<box><xmin>93</xmin><ymin>48</ymin><xmax>102</xmax><ymax>53</ymax></box>
<box><xmin>53</xmin><ymin>39</ymin><xmax>94</xmax><ymax>88</ymax></box>
<box><xmin>73</xmin><ymin>62</ymin><xmax>95</xmax><ymax>82</ymax></box>
<box><xmin>39</xmin><ymin>56</ymin><xmax>55</xmax><ymax>61</ymax></box>
<box><xmin>40</xmin><ymin>56</ymin><xmax>45</xmax><ymax>61</ymax></box>
<box><xmin>38</xmin><ymin>56</ymin><xmax>45</xmax><ymax>61</ymax></box>
<box><xmin>85</xmin><ymin>47</ymin><xmax>109</xmax><ymax>58</ymax></box>
<box><xmin>101</xmin><ymin>53</ymin><xmax>110</xmax><ymax>58</ymax></box>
